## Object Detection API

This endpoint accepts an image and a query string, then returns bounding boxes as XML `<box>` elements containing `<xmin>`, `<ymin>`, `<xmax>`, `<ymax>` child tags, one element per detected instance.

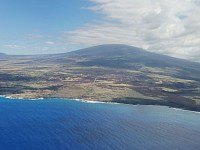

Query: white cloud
<box><xmin>45</xmin><ymin>41</ymin><xmax>55</xmax><ymax>45</ymax></box>
<box><xmin>28</xmin><ymin>34</ymin><xmax>44</xmax><ymax>39</ymax></box>
<box><xmin>4</xmin><ymin>44</ymin><xmax>49</xmax><ymax>51</ymax></box>
<box><xmin>4</xmin><ymin>44</ymin><xmax>26</xmax><ymax>50</ymax></box>
<box><xmin>66</xmin><ymin>0</ymin><xmax>200</xmax><ymax>61</ymax></box>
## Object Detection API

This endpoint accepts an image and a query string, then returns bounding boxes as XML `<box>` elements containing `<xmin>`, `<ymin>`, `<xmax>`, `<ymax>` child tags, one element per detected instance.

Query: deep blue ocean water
<box><xmin>0</xmin><ymin>97</ymin><xmax>200</xmax><ymax>150</ymax></box>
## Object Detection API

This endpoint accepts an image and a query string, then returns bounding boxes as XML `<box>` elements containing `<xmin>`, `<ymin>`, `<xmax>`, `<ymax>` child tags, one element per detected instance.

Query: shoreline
<box><xmin>1</xmin><ymin>95</ymin><xmax>200</xmax><ymax>113</ymax></box>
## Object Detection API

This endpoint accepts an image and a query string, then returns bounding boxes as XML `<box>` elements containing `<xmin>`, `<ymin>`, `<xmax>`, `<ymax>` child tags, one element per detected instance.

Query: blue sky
<box><xmin>0</xmin><ymin>0</ymin><xmax>200</xmax><ymax>62</ymax></box>
<box><xmin>0</xmin><ymin>0</ymin><xmax>97</xmax><ymax>54</ymax></box>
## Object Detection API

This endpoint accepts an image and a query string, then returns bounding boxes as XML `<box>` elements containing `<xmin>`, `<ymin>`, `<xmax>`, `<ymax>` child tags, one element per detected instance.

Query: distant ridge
<box><xmin>0</xmin><ymin>52</ymin><xmax>6</xmax><ymax>56</ymax></box>
<box><xmin>0</xmin><ymin>52</ymin><xmax>7</xmax><ymax>58</ymax></box>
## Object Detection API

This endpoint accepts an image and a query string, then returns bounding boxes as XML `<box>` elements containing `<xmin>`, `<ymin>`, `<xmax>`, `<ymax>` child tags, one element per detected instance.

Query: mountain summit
<box><xmin>68</xmin><ymin>44</ymin><xmax>146</xmax><ymax>57</ymax></box>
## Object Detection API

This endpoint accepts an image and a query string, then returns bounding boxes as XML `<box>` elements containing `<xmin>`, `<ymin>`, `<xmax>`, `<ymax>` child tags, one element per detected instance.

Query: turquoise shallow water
<box><xmin>0</xmin><ymin>97</ymin><xmax>200</xmax><ymax>150</ymax></box>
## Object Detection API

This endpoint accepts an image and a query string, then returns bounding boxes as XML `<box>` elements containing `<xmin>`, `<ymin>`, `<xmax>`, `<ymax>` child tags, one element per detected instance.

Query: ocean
<box><xmin>0</xmin><ymin>97</ymin><xmax>200</xmax><ymax>150</ymax></box>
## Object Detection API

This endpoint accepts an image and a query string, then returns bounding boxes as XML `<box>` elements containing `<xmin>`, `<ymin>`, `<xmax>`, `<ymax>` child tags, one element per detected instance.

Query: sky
<box><xmin>0</xmin><ymin>0</ymin><xmax>200</xmax><ymax>62</ymax></box>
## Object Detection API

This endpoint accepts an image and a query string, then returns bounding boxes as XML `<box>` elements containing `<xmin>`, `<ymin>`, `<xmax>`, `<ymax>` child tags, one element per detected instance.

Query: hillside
<box><xmin>66</xmin><ymin>44</ymin><xmax>200</xmax><ymax>80</ymax></box>
<box><xmin>0</xmin><ymin>44</ymin><xmax>200</xmax><ymax>111</ymax></box>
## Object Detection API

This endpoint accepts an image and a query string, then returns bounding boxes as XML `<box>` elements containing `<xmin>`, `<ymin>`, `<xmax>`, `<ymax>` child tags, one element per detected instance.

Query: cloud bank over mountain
<box><xmin>67</xmin><ymin>0</ymin><xmax>200</xmax><ymax>61</ymax></box>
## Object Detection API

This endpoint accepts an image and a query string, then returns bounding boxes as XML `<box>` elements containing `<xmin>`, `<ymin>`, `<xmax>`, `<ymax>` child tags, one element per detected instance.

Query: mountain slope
<box><xmin>66</xmin><ymin>44</ymin><xmax>199</xmax><ymax>68</ymax></box>
<box><xmin>61</xmin><ymin>44</ymin><xmax>200</xmax><ymax>81</ymax></box>
<box><xmin>0</xmin><ymin>44</ymin><xmax>200</xmax><ymax>111</ymax></box>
